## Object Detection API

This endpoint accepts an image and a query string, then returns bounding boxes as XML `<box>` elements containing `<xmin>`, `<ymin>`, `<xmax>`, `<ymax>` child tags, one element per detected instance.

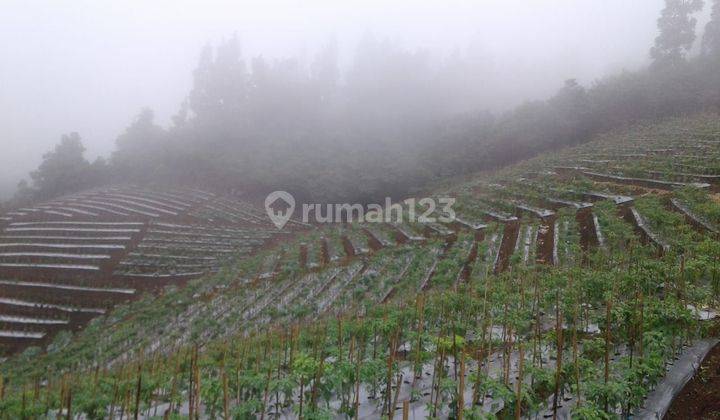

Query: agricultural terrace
<box><xmin>1</xmin><ymin>114</ymin><xmax>720</xmax><ymax>418</ymax></box>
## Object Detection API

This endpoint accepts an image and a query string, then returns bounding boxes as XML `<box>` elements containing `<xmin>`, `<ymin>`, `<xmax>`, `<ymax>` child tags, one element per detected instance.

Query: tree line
<box><xmin>9</xmin><ymin>0</ymin><xmax>720</xmax><ymax>208</ymax></box>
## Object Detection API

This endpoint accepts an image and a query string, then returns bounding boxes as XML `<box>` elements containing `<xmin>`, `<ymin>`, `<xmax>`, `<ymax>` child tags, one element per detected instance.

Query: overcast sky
<box><xmin>1</xmin><ymin>0</ymin><xmax>702</xmax><ymax>200</ymax></box>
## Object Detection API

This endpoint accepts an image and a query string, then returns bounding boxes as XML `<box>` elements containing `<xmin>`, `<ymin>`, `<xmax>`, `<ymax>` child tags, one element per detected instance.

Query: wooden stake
<box><xmin>458</xmin><ymin>351</ymin><xmax>465</xmax><ymax>420</ymax></box>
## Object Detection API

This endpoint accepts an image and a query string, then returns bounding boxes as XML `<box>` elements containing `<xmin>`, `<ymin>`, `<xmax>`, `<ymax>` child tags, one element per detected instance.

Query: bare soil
<box><xmin>666</xmin><ymin>342</ymin><xmax>720</xmax><ymax>419</ymax></box>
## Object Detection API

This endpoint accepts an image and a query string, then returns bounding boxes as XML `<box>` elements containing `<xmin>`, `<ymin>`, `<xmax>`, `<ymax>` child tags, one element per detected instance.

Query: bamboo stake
<box><xmin>604</xmin><ymin>293</ymin><xmax>612</xmax><ymax>413</ymax></box>
<box><xmin>134</xmin><ymin>363</ymin><xmax>142</xmax><ymax>420</ymax></box>
<box><xmin>65</xmin><ymin>382</ymin><xmax>72</xmax><ymax>420</ymax></box>
<box><xmin>638</xmin><ymin>291</ymin><xmax>644</xmax><ymax>364</ymax></box>
<box><xmin>458</xmin><ymin>351</ymin><xmax>465</xmax><ymax>420</ymax></box>
<box><xmin>354</xmin><ymin>335</ymin><xmax>365</xmax><ymax>420</ymax></box>
<box><xmin>413</xmin><ymin>295</ymin><xmax>425</xmax><ymax>382</ymax></box>
<box><xmin>552</xmin><ymin>289</ymin><xmax>564</xmax><ymax>420</ymax></box>
<box><xmin>572</xmin><ymin>292</ymin><xmax>582</xmax><ymax>407</ymax></box>
<box><xmin>189</xmin><ymin>348</ymin><xmax>195</xmax><ymax>420</ymax></box>
<box><xmin>222</xmin><ymin>353</ymin><xmax>230</xmax><ymax>420</ymax></box>
<box><xmin>515</xmin><ymin>342</ymin><xmax>524</xmax><ymax>420</ymax></box>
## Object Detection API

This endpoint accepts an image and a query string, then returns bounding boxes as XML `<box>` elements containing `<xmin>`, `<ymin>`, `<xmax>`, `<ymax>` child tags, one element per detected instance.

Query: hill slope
<box><xmin>1</xmin><ymin>113</ymin><xmax>720</xmax><ymax>418</ymax></box>
<box><xmin>0</xmin><ymin>186</ymin><xmax>299</xmax><ymax>355</ymax></box>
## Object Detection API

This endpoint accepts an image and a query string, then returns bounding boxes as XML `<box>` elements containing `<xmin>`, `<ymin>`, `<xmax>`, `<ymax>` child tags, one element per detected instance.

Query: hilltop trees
<box><xmin>10</xmin><ymin>180</ymin><xmax>35</xmax><ymax>207</ymax></box>
<box><xmin>546</xmin><ymin>78</ymin><xmax>593</xmax><ymax>144</ymax></box>
<box><xmin>699</xmin><ymin>0</ymin><xmax>720</xmax><ymax>106</ymax></box>
<box><xmin>703</xmin><ymin>0</ymin><xmax>720</xmax><ymax>59</ymax></box>
<box><xmin>9</xmin><ymin>133</ymin><xmax>110</xmax><ymax>205</ymax></box>
<box><xmin>36</xmin><ymin>36</ymin><xmax>717</xmax><ymax>207</ymax></box>
<box><xmin>28</xmin><ymin>133</ymin><xmax>94</xmax><ymax>201</ymax></box>
<box><xmin>310</xmin><ymin>39</ymin><xmax>340</xmax><ymax>111</ymax></box>
<box><xmin>111</xmin><ymin>108</ymin><xmax>167</xmax><ymax>183</ymax></box>
<box><xmin>7</xmin><ymin>1</ymin><xmax>720</xmax><ymax>209</ymax></box>
<box><xmin>189</xmin><ymin>36</ymin><xmax>249</xmax><ymax>134</ymax></box>
<box><xmin>144</xmin><ymin>11</ymin><xmax>720</xmax><ymax>204</ymax></box>
<box><xmin>651</xmin><ymin>0</ymin><xmax>705</xmax><ymax>67</ymax></box>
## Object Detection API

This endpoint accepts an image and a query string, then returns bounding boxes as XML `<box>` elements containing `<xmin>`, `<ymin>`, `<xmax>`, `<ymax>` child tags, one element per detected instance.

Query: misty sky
<box><xmin>0</xmin><ymin>0</ymin><xmax>693</xmax><ymax>200</ymax></box>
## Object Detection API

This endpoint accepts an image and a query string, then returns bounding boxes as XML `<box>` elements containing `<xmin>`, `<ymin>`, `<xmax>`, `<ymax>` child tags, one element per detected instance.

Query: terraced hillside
<box><xmin>0</xmin><ymin>186</ymin><xmax>295</xmax><ymax>355</ymax></box>
<box><xmin>1</xmin><ymin>114</ymin><xmax>720</xmax><ymax>418</ymax></box>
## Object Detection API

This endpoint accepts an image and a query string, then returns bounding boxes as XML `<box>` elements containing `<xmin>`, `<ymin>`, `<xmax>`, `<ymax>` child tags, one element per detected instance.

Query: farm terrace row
<box><xmin>3</xmin><ymin>167</ymin><xmax>716</xmax><ymax>356</ymax></box>
<box><xmin>1</xmin><ymin>116</ymin><xmax>719</xmax><ymax>417</ymax></box>
<box><xmin>0</xmin><ymin>186</ymin><xmax>293</xmax><ymax>355</ymax></box>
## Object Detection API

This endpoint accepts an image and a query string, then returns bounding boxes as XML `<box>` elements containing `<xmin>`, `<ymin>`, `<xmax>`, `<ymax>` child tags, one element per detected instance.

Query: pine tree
<box><xmin>650</xmin><ymin>0</ymin><xmax>705</xmax><ymax>67</ymax></box>
<box><xmin>188</xmin><ymin>36</ymin><xmax>248</xmax><ymax>127</ymax></box>
<box><xmin>702</xmin><ymin>0</ymin><xmax>720</xmax><ymax>59</ymax></box>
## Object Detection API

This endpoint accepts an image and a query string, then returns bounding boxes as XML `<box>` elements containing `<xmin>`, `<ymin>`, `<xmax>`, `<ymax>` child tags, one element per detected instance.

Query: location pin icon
<box><xmin>265</xmin><ymin>191</ymin><xmax>295</xmax><ymax>229</ymax></box>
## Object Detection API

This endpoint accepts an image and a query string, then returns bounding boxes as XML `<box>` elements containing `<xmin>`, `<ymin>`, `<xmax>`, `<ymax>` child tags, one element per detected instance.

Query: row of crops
<box><xmin>0</xmin><ymin>187</ymin><xmax>287</xmax><ymax>355</ymax></box>
<box><xmin>1</xmin><ymin>114</ymin><xmax>720</xmax><ymax>417</ymax></box>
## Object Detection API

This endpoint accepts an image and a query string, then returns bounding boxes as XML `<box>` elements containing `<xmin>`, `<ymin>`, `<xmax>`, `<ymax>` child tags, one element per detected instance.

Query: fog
<box><xmin>0</xmin><ymin>0</ymin><xmax>688</xmax><ymax>200</ymax></box>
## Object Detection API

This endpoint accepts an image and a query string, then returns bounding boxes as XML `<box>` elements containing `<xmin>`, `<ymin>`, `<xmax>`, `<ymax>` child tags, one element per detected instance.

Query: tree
<box><xmin>30</xmin><ymin>132</ymin><xmax>92</xmax><ymax>200</ymax></box>
<box><xmin>89</xmin><ymin>156</ymin><xmax>111</xmax><ymax>186</ymax></box>
<box><xmin>311</xmin><ymin>39</ymin><xmax>340</xmax><ymax>107</ymax></box>
<box><xmin>548</xmin><ymin>79</ymin><xmax>594</xmax><ymax>146</ymax></box>
<box><xmin>650</xmin><ymin>0</ymin><xmax>705</xmax><ymax>67</ymax></box>
<box><xmin>11</xmin><ymin>179</ymin><xmax>37</xmax><ymax>206</ymax></box>
<box><xmin>702</xmin><ymin>0</ymin><xmax>720</xmax><ymax>59</ymax></box>
<box><xmin>111</xmin><ymin>108</ymin><xmax>166</xmax><ymax>183</ymax></box>
<box><xmin>188</xmin><ymin>35</ymin><xmax>248</xmax><ymax>130</ymax></box>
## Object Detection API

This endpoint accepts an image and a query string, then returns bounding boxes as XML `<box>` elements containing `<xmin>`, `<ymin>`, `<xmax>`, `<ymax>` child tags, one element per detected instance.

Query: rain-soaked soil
<box><xmin>665</xmin><ymin>342</ymin><xmax>720</xmax><ymax>419</ymax></box>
